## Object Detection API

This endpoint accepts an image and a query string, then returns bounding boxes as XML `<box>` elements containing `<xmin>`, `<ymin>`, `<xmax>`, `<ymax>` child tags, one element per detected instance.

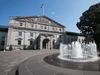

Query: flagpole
<box><xmin>43</xmin><ymin>4</ymin><xmax>44</xmax><ymax>15</ymax></box>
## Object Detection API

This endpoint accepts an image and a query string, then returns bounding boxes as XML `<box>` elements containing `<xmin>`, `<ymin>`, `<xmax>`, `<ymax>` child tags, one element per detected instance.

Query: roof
<box><xmin>9</xmin><ymin>15</ymin><xmax>66</xmax><ymax>28</ymax></box>
<box><xmin>0</xmin><ymin>25</ymin><xmax>8</xmax><ymax>32</ymax></box>
<box><xmin>66</xmin><ymin>31</ymin><xmax>85</xmax><ymax>36</ymax></box>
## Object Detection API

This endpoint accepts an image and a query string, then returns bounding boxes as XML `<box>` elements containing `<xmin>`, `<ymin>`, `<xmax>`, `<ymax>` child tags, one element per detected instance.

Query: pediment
<box><xmin>14</xmin><ymin>15</ymin><xmax>66</xmax><ymax>27</ymax></box>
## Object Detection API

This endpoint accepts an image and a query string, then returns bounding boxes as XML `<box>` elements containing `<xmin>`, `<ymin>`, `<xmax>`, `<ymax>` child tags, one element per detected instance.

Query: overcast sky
<box><xmin>0</xmin><ymin>0</ymin><xmax>100</xmax><ymax>33</ymax></box>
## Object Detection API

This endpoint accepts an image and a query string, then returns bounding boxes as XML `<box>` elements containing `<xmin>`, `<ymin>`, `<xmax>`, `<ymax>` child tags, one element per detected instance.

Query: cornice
<box><xmin>15</xmin><ymin>19</ymin><xmax>62</xmax><ymax>28</ymax></box>
<box><xmin>9</xmin><ymin>26</ymin><xmax>65</xmax><ymax>34</ymax></box>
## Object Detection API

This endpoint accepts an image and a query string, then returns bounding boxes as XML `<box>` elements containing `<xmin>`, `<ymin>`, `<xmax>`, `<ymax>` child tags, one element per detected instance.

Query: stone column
<box><xmin>50</xmin><ymin>36</ymin><xmax>53</xmax><ymax>50</ymax></box>
<box><xmin>48</xmin><ymin>41</ymin><xmax>50</xmax><ymax>49</ymax></box>
<box><xmin>40</xmin><ymin>37</ymin><xmax>42</xmax><ymax>50</ymax></box>
<box><xmin>46</xmin><ymin>43</ymin><xmax>48</xmax><ymax>49</ymax></box>
<box><xmin>50</xmin><ymin>40</ymin><xmax>53</xmax><ymax>50</ymax></box>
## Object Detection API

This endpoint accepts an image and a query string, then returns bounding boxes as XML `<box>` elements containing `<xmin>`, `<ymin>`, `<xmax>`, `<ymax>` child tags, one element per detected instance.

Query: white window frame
<box><xmin>31</xmin><ymin>24</ymin><xmax>34</xmax><ymax>28</ymax></box>
<box><xmin>19</xmin><ymin>32</ymin><xmax>22</xmax><ymax>36</ymax></box>
<box><xmin>52</xmin><ymin>27</ymin><xmax>54</xmax><ymax>30</ymax></box>
<box><xmin>20</xmin><ymin>23</ymin><xmax>23</xmax><ymax>26</ymax></box>
<box><xmin>18</xmin><ymin>40</ymin><xmax>21</xmax><ymax>45</ymax></box>
<box><xmin>30</xmin><ymin>33</ymin><xmax>33</xmax><ymax>36</ymax></box>
<box><xmin>40</xmin><ymin>26</ymin><xmax>43</xmax><ymax>29</ymax></box>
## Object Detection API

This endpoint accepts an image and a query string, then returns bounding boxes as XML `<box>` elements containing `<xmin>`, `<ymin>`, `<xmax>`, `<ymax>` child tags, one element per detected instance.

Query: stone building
<box><xmin>6</xmin><ymin>15</ymin><xmax>66</xmax><ymax>50</ymax></box>
<box><xmin>0</xmin><ymin>15</ymin><xmax>88</xmax><ymax>50</ymax></box>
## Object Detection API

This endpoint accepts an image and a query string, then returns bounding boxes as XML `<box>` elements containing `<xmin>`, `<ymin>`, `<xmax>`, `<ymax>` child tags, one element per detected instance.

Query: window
<box><xmin>82</xmin><ymin>39</ymin><xmax>84</xmax><ymax>43</ymax></box>
<box><xmin>40</xmin><ymin>26</ymin><xmax>43</xmax><ymax>29</ymax></box>
<box><xmin>30</xmin><ymin>33</ymin><xmax>33</xmax><ymax>36</ymax></box>
<box><xmin>59</xmin><ymin>35</ymin><xmax>61</xmax><ymax>38</ymax></box>
<box><xmin>1</xmin><ymin>37</ymin><xmax>5</xmax><ymax>46</ymax></box>
<box><xmin>20</xmin><ymin>23</ymin><xmax>23</xmax><ymax>26</ymax></box>
<box><xmin>79</xmin><ymin>39</ymin><xmax>80</xmax><ymax>43</ymax></box>
<box><xmin>18</xmin><ymin>40</ymin><xmax>21</xmax><ymax>45</ymax></box>
<box><xmin>1</xmin><ymin>41</ymin><xmax>4</xmax><ymax>46</ymax></box>
<box><xmin>53</xmin><ymin>40</ymin><xmax>55</xmax><ymax>45</ymax></box>
<box><xmin>19</xmin><ymin>32</ymin><xmax>22</xmax><ymax>36</ymax></box>
<box><xmin>71</xmin><ymin>38</ymin><xmax>73</xmax><ymax>42</ymax></box>
<box><xmin>31</xmin><ymin>24</ymin><xmax>34</xmax><ymax>28</ymax></box>
<box><xmin>59</xmin><ymin>28</ymin><xmax>61</xmax><ymax>31</ymax></box>
<box><xmin>52</xmin><ymin>27</ymin><xmax>54</xmax><ymax>30</ymax></box>
<box><xmin>30</xmin><ymin>41</ymin><xmax>33</xmax><ymax>45</ymax></box>
<box><xmin>44</xmin><ymin>26</ymin><xmax>47</xmax><ymax>29</ymax></box>
<box><xmin>85</xmin><ymin>40</ymin><xmax>86</xmax><ymax>44</ymax></box>
<box><xmin>53</xmin><ymin>35</ymin><xmax>54</xmax><ymax>38</ymax></box>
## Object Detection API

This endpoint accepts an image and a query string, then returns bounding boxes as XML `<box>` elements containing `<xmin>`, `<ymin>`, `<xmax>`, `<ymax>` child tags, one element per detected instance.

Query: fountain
<box><xmin>44</xmin><ymin>41</ymin><xmax>100</xmax><ymax>71</ymax></box>
<box><xmin>58</xmin><ymin>41</ymin><xmax>99</xmax><ymax>62</ymax></box>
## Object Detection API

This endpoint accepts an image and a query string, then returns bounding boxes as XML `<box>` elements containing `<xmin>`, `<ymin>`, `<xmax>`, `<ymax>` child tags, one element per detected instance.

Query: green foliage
<box><xmin>77</xmin><ymin>3</ymin><xmax>100</xmax><ymax>36</ymax></box>
<box><xmin>9</xmin><ymin>44</ymin><xmax>12</xmax><ymax>51</ymax></box>
<box><xmin>23</xmin><ymin>45</ymin><xmax>26</xmax><ymax>50</ymax></box>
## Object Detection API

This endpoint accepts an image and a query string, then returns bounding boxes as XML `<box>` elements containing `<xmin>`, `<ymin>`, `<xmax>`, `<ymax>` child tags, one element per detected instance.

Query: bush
<box><xmin>9</xmin><ymin>44</ymin><xmax>12</xmax><ymax>51</ymax></box>
<box><xmin>23</xmin><ymin>45</ymin><xmax>26</xmax><ymax>50</ymax></box>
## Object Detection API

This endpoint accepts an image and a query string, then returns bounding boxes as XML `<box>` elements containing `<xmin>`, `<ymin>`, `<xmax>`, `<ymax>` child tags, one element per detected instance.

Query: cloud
<box><xmin>52</xmin><ymin>12</ymin><xmax>54</xmax><ymax>14</ymax></box>
<box><xmin>56</xmin><ymin>16</ymin><xmax>58</xmax><ymax>18</ymax></box>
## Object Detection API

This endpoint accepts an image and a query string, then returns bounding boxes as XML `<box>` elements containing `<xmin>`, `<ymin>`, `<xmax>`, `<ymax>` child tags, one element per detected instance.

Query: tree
<box><xmin>76</xmin><ymin>3</ymin><xmax>100</xmax><ymax>49</ymax></box>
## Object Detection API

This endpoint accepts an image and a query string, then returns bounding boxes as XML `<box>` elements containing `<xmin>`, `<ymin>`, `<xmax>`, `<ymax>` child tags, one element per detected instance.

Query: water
<box><xmin>58</xmin><ymin>41</ymin><xmax>99</xmax><ymax>62</ymax></box>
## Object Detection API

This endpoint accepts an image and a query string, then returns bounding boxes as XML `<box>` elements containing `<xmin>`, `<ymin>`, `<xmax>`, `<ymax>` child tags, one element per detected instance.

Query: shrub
<box><xmin>9</xmin><ymin>44</ymin><xmax>12</xmax><ymax>51</ymax></box>
<box><xmin>23</xmin><ymin>45</ymin><xmax>26</xmax><ymax>50</ymax></box>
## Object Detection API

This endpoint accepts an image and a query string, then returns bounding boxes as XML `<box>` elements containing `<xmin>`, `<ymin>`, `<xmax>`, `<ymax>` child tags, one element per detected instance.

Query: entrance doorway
<box><xmin>43</xmin><ymin>39</ymin><xmax>49</xmax><ymax>49</ymax></box>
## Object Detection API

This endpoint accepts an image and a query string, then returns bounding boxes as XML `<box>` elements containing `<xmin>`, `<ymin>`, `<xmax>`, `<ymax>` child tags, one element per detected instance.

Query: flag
<box><xmin>41</xmin><ymin>4</ymin><xmax>44</xmax><ymax>8</ymax></box>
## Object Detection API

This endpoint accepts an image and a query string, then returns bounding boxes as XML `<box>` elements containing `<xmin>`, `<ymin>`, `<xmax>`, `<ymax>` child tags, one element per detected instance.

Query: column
<box><xmin>48</xmin><ymin>41</ymin><xmax>50</xmax><ymax>49</ymax></box>
<box><xmin>40</xmin><ymin>38</ymin><xmax>42</xmax><ymax>50</ymax></box>
<box><xmin>50</xmin><ymin>40</ymin><xmax>53</xmax><ymax>50</ymax></box>
<box><xmin>46</xmin><ymin>43</ymin><xmax>47</xmax><ymax>49</ymax></box>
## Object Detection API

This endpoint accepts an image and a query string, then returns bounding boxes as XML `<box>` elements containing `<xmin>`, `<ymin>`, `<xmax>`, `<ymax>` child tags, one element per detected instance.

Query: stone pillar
<box><xmin>46</xmin><ymin>43</ymin><xmax>47</xmax><ymax>49</ymax></box>
<box><xmin>48</xmin><ymin>41</ymin><xmax>50</xmax><ymax>49</ymax></box>
<box><xmin>50</xmin><ymin>36</ymin><xmax>53</xmax><ymax>50</ymax></box>
<box><xmin>40</xmin><ymin>38</ymin><xmax>42</xmax><ymax>50</ymax></box>
<box><xmin>50</xmin><ymin>40</ymin><xmax>53</xmax><ymax>50</ymax></box>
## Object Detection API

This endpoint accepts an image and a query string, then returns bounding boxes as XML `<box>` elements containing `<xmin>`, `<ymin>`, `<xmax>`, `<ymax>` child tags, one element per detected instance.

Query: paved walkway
<box><xmin>0</xmin><ymin>49</ymin><xmax>59</xmax><ymax>75</ymax></box>
<box><xmin>18</xmin><ymin>53</ymin><xmax>100</xmax><ymax>75</ymax></box>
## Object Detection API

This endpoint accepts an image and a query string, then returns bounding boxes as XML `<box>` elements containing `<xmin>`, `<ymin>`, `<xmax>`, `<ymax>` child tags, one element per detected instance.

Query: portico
<box><xmin>38</xmin><ymin>34</ymin><xmax>53</xmax><ymax>50</ymax></box>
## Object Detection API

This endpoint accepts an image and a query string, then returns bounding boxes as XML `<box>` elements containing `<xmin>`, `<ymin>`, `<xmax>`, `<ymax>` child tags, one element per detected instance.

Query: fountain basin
<box><xmin>59</xmin><ymin>41</ymin><xmax>99</xmax><ymax>62</ymax></box>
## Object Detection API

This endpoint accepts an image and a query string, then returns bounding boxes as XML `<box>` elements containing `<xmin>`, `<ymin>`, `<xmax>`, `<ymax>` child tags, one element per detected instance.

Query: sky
<box><xmin>0</xmin><ymin>0</ymin><xmax>100</xmax><ymax>33</ymax></box>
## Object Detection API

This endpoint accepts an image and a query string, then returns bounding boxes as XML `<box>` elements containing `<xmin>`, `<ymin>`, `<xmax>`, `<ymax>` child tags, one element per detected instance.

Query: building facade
<box><xmin>6</xmin><ymin>15</ymin><xmax>66</xmax><ymax>50</ymax></box>
<box><xmin>0</xmin><ymin>15</ymin><xmax>88</xmax><ymax>50</ymax></box>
